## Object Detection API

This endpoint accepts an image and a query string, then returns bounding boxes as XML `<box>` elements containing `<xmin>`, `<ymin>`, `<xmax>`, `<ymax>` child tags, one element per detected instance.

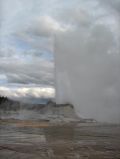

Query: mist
<box><xmin>54</xmin><ymin>0</ymin><xmax>120</xmax><ymax>123</ymax></box>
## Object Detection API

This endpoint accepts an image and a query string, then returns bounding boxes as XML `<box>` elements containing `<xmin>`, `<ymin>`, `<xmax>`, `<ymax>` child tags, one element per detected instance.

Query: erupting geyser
<box><xmin>54</xmin><ymin>0</ymin><xmax>120</xmax><ymax>123</ymax></box>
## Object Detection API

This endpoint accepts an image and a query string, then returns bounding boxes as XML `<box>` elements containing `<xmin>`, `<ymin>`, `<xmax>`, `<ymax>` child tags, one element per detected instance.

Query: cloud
<box><xmin>0</xmin><ymin>86</ymin><xmax>55</xmax><ymax>100</ymax></box>
<box><xmin>0</xmin><ymin>53</ymin><xmax>54</xmax><ymax>86</ymax></box>
<box><xmin>26</xmin><ymin>15</ymin><xmax>72</xmax><ymax>38</ymax></box>
<box><xmin>102</xmin><ymin>0</ymin><xmax>120</xmax><ymax>13</ymax></box>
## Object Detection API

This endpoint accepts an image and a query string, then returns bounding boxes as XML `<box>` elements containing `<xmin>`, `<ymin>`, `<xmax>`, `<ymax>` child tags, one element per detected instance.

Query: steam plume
<box><xmin>54</xmin><ymin>0</ymin><xmax>120</xmax><ymax>123</ymax></box>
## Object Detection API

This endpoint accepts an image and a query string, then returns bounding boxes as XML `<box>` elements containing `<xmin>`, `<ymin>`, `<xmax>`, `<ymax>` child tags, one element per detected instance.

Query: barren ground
<box><xmin>0</xmin><ymin>120</ymin><xmax>120</xmax><ymax>159</ymax></box>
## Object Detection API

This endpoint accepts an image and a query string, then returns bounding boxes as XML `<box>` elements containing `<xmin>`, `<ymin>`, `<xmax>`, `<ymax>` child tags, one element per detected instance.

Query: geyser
<box><xmin>54</xmin><ymin>0</ymin><xmax>120</xmax><ymax>123</ymax></box>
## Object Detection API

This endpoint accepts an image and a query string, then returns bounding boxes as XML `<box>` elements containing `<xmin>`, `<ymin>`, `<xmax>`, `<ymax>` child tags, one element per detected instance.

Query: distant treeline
<box><xmin>0</xmin><ymin>96</ymin><xmax>8</xmax><ymax>104</ymax></box>
<box><xmin>0</xmin><ymin>96</ymin><xmax>45</xmax><ymax>111</ymax></box>
<box><xmin>0</xmin><ymin>96</ymin><xmax>21</xmax><ymax>111</ymax></box>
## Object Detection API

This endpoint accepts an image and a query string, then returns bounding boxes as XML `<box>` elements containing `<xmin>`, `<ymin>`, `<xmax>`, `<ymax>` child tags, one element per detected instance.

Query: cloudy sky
<box><xmin>1</xmin><ymin>0</ymin><xmax>85</xmax><ymax>102</ymax></box>
<box><xmin>0</xmin><ymin>0</ymin><xmax>59</xmax><ymax>102</ymax></box>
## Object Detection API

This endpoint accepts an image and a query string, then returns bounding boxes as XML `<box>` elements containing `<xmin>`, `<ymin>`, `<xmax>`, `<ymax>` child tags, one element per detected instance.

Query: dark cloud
<box><xmin>102</xmin><ymin>0</ymin><xmax>120</xmax><ymax>13</ymax></box>
<box><xmin>0</xmin><ymin>56</ymin><xmax>54</xmax><ymax>86</ymax></box>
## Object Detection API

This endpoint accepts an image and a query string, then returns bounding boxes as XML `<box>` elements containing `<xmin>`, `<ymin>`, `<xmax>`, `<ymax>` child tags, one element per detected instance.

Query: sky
<box><xmin>0</xmin><ymin>0</ymin><xmax>120</xmax><ymax>122</ymax></box>
<box><xmin>0</xmin><ymin>0</ymin><xmax>81</xmax><ymax>102</ymax></box>
<box><xmin>0</xmin><ymin>0</ymin><xmax>58</xmax><ymax>102</ymax></box>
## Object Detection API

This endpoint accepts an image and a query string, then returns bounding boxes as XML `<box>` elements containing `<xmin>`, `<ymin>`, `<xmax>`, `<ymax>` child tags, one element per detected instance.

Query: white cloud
<box><xmin>27</xmin><ymin>15</ymin><xmax>72</xmax><ymax>38</ymax></box>
<box><xmin>0</xmin><ymin>86</ymin><xmax>55</xmax><ymax>99</ymax></box>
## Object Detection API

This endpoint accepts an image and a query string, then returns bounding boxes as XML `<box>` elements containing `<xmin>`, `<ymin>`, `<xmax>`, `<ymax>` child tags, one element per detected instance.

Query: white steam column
<box><xmin>54</xmin><ymin>5</ymin><xmax>120</xmax><ymax>123</ymax></box>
